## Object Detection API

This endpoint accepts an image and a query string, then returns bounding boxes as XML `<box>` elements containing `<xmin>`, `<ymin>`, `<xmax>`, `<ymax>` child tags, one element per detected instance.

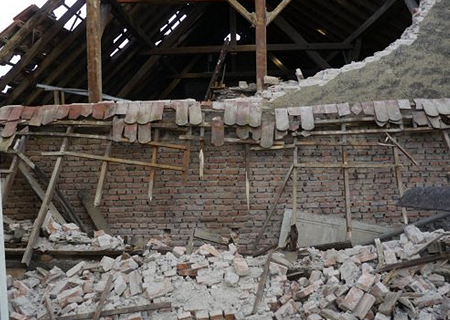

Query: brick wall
<box><xmin>3</xmin><ymin>131</ymin><xmax>450</xmax><ymax>250</ymax></box>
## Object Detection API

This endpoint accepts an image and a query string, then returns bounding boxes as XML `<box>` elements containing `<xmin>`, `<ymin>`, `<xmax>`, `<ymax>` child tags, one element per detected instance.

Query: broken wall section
<box><xmin>271</xmin><ymin>0</ymin><xmax>450</xmax><ymax>107</ymax></box>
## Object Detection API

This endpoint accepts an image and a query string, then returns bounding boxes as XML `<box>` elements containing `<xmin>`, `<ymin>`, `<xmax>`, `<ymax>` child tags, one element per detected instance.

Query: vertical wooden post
<box><xmin>255</xmin><ymin>0</ymin><xmax>267</xmax><ymax>92</ymax></box>
<box><xmin>21</xmin><ymin>127</ymin><xmax>73</xmax><ymax>266</ymax></box>
<box><xmin>341</xmin><ymin>125</ymin><xmax>352</xmax><ymax>239</ymax></box>
<box><xmin>0</xmin><ymin>159</ymin><xmax>9</xmax><ymax>319</ymax></box>
<box><xmin>87</xmin><ymin>0</ymin><xmax>103</xmax><ymax>103</ymax></box>
<box><xmin>148</xmin><ymin>129</ymin><xmax>160</xmax><ymax>201</ymax></box>
<box><xmin>94</xmin><ymin>139</ymin><xmax>112</xmax><ymax>206</ymax></box>
<box><xmin>393</xmin><ymin>144</ymin><xmax>408</xmax><ymax>224</ymax></box>
<box><xmin>229</xmin><ymin>5</ymin><xmax>237</xmax><ymax>72</ymax></box>
<box><xmin>292</xmin><ymin>139</ymin><xmax>298</xmax><ymax>225</ymax></box>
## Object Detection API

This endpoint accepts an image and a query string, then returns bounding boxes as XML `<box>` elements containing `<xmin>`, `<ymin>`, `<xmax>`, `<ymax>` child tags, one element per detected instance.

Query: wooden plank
<box><xmin>292</xmin><ymin>140</ymin><xmax>298</xmax><ymax>226</ymax></box>
<box><xmin>266</xmin><ymin>0</ymin><xmax>292</xmax><ymax>25</ymax></box>
<box><xmin>189</xmin><ymin>103</ymin><xmax>203</xmax><ymax>125</ymax></box>
<box><xmin>42</xmin><ymin>151</ymin><xmax>184</xmax><ymax>171</ymax></box>
<box><xmin>236</xmin><ymin>101</ymin><xmax>250</xmax><ymax>126</ymax></box>
<box><xmin>275</xmin><ymin>108</ymin><xmax>289</xmax><ymax>131</ymax></box>
<box><xmin>79</xmin><ymin>191</ymin><xmax>112</xmax><ymax>234</ymax></box>
<box><xmin>278</xmin><ymin>209</ymin><xmax>293</xmax><ymax>247</ymax></box>
<box><xmin>374</xmin><ymin>238</ymin><xmax>385</xmax><ymax>269</ymax></box>
<box><xmin>22</xmin><ymin>127</ymin><xmax>73</xmax><ymax>266</ymax></box>
<box><xmin>254</xmin><ymin>164</ymin><xmax>294</xmax><ymax>249</ymax></box>
<box><xmin>251</xmin><ymin>250</ymin><xmax>275</xmax><ymax>314</ymax></box>
<box><xmin>194</xmin><ymin>228</ymin><xmax>229</xmax><ymax>245</ymax></box>
<box><xmin>94</xmin><ymin>140</ymin><xmax>112</xmax><ymax>207</ymax></box>
<box><xmin>137</xmin><ymin>122</ymin><xmax>151</xmax><ymax>144</ymax></box>
<box><xmin>337</xmin><ymin>103</ymin><xmax>351</xmax><ymax>117</ymax></box>
<box><xmin>1</xmin><ymin>121</ymin><xmax>18</xmax><ymax>138</ymax></box>
<box><xmin>224</xmin><ymin>101</ymin><xmax>237</xmax><ymax>125</ymax></box>
<box><xmin>245</xmin><ymin>144</ymin><xmax>250</xmax><ymax>211</ymax></box>
<box><xmin>377</xmin><ymin>252</ymin><xmax>450</xmax><ymax>273</ymax></box>
<box><xmin>300</xmin><ymin>106</ymin><xmax>314</xmax><ymax>131</ymax></box>
<box><xmin>92</xmin><ymin>274</ymin><xmax>113</xmax><ymax>320</ymax></box>
<box><xmin>45</xmin><ymin>296</ymin><xmax>55</xmax><ymax>320</ymax></box>
<box><xmin>260</xmin><ymin>121</ymin><xmax>275</xmax><ymax>148</ymax></box>
<box><xmin>361</xmin><ymin>101</ymin><xmax>375</xmax><ymax>115</ymax></box>
<box><xmin>7</xmin><ymin>106</ymin><xmax>24</xmax><ymax>121</ymax></box>
<box><xmin>211</xmin><ymin>116</ymin><xmax>224</xmax><ymax>146</ymax></box>
<box><xmin>92</xmin><ymin>103</ymin><xmax>106</xmax><ymax>119</ymax></box>
<box><xmin>175</xmin><ymin>102</ymin><xmax>189</xmax><ymax>126</ymax></box>
<box><xmin>125</xmin><ymin>103</ymin><xmax>140</xmax><ymax>124</ymax></box>
<box><xmin>2</xmin><ymin>136</ymin><xmax>25</xmax><ymax>203</ymax></box>
<box><xmin>18</xmin><ymin>163</ymin><xmax>66</xmax><ymax>225</ymax></box>
<box><xmin>373</xmin><ymin>101</ymin><xmax>389</xmax><ymax>123</ymax></box>
<box><xmin>112</xmin><ymin>117</ymin><xmax>125</xmax><ymax>142</ymax></box>
<box><xmin>148</xmin><ymin>129</ymin><xmax>160</xmax><ymax>201</ymax></box>
<box><xmin>249</xmin><ymin>104</ymin><xmax>262</xmax><ymax>127</ymax></box>
<box><xmin>124</xmin><ymin>123</ymin><xmax>138</xmax><ymax>143</ymax></box>
<box><xmin>385</xmin><ymin>133</ymin><xmax>418</xmax><ymax>166</ymax></box>
<box><xmin>150</xmin><ymin>101</ymin><xmax>165</xmax><ymax>122</ymax></box>
<box><xmin>21</xmin><ymin>107</ymin><xmax>36</xmax><ymax>120</ymax></box>
<box><xmin>255</xmin><ymin>0</ymin><xmax>266</xmax><ymax>92</ymax></box>
<box><xmin>226</xmin><ymin>0</ymin><xmax>256</xmax><ymax>25</ymax></box>
<box><xmin>54</xmin><ymin>105</ymin><xmax>70</xmax><ymax>120</ymax></box>
<box><xmin>386</xmin><ymin>100</ymin><xmax>402</xmax><ymax>122</ymax></box>
<box><xmin>342</xmin><ymin>124</ymin><xmax>352</xmax><ymax>239</ymax></box>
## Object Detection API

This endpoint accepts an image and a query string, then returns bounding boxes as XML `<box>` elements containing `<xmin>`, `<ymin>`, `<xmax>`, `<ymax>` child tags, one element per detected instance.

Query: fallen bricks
<box><xmin>6</xmin><ymin>225</ymin><xmax>450</xmax><ymax>319</ymax></box>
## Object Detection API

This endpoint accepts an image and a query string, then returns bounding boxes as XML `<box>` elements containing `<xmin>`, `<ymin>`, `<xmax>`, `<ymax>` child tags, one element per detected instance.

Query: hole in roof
<box><xmin>1</xmin><ymin>85</ymin><xmax>12</xmax><ymax>94</ymax></box>
<box><xmin>224</xmin><ymin>33</ymin><xmax>242</xmax><ymax>42</ymax></box>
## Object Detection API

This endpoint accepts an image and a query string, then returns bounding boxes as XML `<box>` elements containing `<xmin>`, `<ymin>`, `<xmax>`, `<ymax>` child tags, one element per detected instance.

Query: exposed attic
<box><xmin>0</xmin><ymin>0</ymin><xmax>415</xmax><ymax>106</ymax></box>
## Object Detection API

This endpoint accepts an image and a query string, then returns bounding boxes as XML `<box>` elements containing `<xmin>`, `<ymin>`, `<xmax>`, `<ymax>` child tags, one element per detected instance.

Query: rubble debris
<box><xmin>7</xmin><ymin>227</ymin><xmax>450</xmax><ymax>319</ymax></box>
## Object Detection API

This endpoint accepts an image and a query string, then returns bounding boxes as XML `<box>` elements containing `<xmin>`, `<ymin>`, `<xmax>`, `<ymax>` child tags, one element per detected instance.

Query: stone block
<box><xmin>58</xmin><ymin>286</ymin><xmax>84</xmax><ymax>308</ymax></box>
<box><xmin>225</xmin><ymin>271</ymin><xmax>239</xmax><ymax>287</ymax></box>
<box><xmin>352</xmin><ymin>293</ymin><xmax>376</xmax><ymax>319</ymax></box>
<box><xmin>374</xmin><ymin>313</ymin><xmax>390</xmax><ymax>320</ymax></box>
<box><xmin>415</xmin><ymin>293</ymin><xmax>442</xmax><ymax>307</ymax></box>
<box><xmin>339</xmin><ymin>287</ymin><xmax>364</xmax><ymax>311</ymax></box>
<box><xmin>274</xmin><ymin>299</ymin><xmax>297</xmax><ymax>320</ymax></box>
<box><xmin>120</xmin><ymin>258</ymin><xmax>139</xmax><ymax>273</ymax></box>
<box><xmin>295</xmin><ymin>283</ymin><xmax>318</xmax><ymax>299</ymax></box>
<box><xmin>303</xmin><ymin>301</ymin><xmax>320</xmax><ymax>316</ymax></box>
<box><xmin>66</xmin><ymin>261</ymin><xmax>85</xmax><ymax>277</ymax></box>
<box><xmin>114</xmin><ymin>274</ymin><xmax>127</xmax><ymax>296</ymax></box>
<box><xmin>129</xmin><ymin>270</ymin><xmax>143</xmax><ymax>296</ymax></box>
<box><xmin>269</xmin><ymin>262</ymin><xmax>288</xmax><ymax>276</ymax></box>
<box><xmin>100</xmin><ymin>256</ymin><xmax>115</xmax><ymax>272</ymax></box>
<box><xmin>178</xmin><ymin>312</ymin><xmax>194</xmax><ymax>320</ymax></box>
<box><xmin>320</xmin><ymin>309</ymin><xmax>341</xmax><ymax>320</ymax></box>
<box><xmin>369</xmin><ymin>282</ymin><xmax>389</xmax><ymax>298</ymax></box>
<box><xmin>309</xmin><ymin>270</ymin><xmax>322</xmax><ymax>282</ymax></box>
<box><xmin>307</xmin><ymin>315</ymin><xmax>323</xmax><ymax>320</ymax></box>
<box><xmin>355</xmin><ymin>274</ymin><xmax>376</xmax><ymax>292</ymax></box>
<box><xmin>233</xmin><ymin>256</ymin><xmax>249</xmax><ymax>276</ymax></box>
<box><xmin>195</xmin><ymin>310</ymin><xmax>210</xmax><ymax>320</ymax></box>
<box><xmin>357</xmin><ymin>253</ymin><xmax>378</xmax><ymax>263</ymax></box>
<box><xmin>404</xmin><ymin>225</ymin><xmax>424</xmax><ymax>244</ymax></box>
<box><xmin>210</xmin><ymin>310</ymin><xmax>225</xmax><ymax>320</ymax></box>
<box><xmin>128</xmin><ymin>313</ymin><xmax>143</xmax><ymax>320</ymax></box>
<box><xmin>146</xmin><ymin>280</ymin><xmax>174</xmax><ymax>300</ymax></box>
<box><xmin>11</xmin><ymin>296</ymin><xmax>36</xmax><ymax>316</ymax></box>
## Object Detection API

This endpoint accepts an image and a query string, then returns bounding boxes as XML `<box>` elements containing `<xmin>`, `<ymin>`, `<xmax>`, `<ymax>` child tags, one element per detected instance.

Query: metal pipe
<box><xmin>0</xmin><ymin>172</ymin><xmax>9</xmax><ymax>319</ymax></box>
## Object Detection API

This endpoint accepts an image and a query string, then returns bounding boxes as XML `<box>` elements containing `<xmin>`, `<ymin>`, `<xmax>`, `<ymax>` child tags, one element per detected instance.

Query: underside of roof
<box><xmin>0</xmin><ymin>0</ymin><xmax>413</xmax><ymax>106</ymax></box>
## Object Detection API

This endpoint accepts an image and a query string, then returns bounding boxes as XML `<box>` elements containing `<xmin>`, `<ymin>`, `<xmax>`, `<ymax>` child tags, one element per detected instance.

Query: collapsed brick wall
<box><xmin>271</xmin><ymin>0</ymin><xmax>450</xmax><ymax>108</ymax></box>
<box><xmin>3</xmin><ymin>131</ymin><xmax>450</xmax><ymax>250</ymax></box>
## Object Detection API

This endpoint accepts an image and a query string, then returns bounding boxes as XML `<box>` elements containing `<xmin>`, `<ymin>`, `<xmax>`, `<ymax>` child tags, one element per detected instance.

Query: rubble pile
<box><xmin>3</xmin><ymin>217</ymin><xmax>33</xmax><ymax>246</ymax></box>
<box><xmin>6</xmin><ymin>226</ymin><xmax>450</xmax><ymax>320</ymax></box>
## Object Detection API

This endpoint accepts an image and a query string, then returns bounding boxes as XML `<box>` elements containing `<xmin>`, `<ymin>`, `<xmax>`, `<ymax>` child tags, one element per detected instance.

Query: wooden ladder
<box><xmin>204</xmin><ymin>39</ymin><xmax>230</xmax><ymax>101</ymax></box>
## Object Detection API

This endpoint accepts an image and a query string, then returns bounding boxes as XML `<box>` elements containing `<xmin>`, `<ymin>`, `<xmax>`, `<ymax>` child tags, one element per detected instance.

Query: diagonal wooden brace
<box><xmin>227</xmin><ymin>0</ymin><xmax>256</xmax><ymax>26</ymax></box>
<box><xmin>266</xmin><ymin>0</ymin><xmax>292</xmax><ymax>26</ymax></box>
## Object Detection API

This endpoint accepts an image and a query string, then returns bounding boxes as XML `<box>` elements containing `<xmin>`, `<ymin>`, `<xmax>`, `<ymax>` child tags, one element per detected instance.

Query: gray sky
<box><xmin>0</xmin><ymin>1</ymin><xmax>48</xmax><ymax>31</ymax></box>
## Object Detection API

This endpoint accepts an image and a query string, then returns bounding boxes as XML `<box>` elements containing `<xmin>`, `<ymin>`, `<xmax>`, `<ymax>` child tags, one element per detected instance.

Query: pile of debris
<box><xmin>4</xmin><ymin>213</ymin><xmax>125</xmax><ymax>252</ymax></box>
<box><xmin>6</xmin><ymin>225</ymin><xmax>450</xmax><ymax>320</ymax></box>
<box><xmin>3</xmin><ymin>217</ymin><xmax>33</xmax><ymax>246</ymax></box>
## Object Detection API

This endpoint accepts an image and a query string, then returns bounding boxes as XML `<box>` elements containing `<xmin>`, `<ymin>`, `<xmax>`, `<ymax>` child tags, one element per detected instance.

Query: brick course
<box><xmin>3</xmin><ymin>131</ymin><xmax>449</xmax><ymax>250</ymax></box>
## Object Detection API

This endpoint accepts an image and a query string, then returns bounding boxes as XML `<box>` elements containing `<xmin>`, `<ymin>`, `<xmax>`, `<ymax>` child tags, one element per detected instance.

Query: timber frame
<box><xmin>0</xmin><ymin>0</ymin><xmax>413</xmax><ymax>104</ymax></box>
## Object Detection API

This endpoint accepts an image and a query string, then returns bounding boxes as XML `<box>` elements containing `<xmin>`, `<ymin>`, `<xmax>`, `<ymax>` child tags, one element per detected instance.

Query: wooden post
<box><xmin>341</xmin><ymin>125</ymin><xmax>352</xmax><ymax>239</ymax></box>
<box><xmin>94</xmin><ymin>140</ymin><xmax>112</xmax><ymax>206</ymax></box>
<box><xmin>87</xmin><ymin>0</ymin><xmax>103</xmax><ymax>102</ymax></box>
<box><xmin>1</xmin><ymin>136</ymin><xmax>26</xmax><ymax>204</ymax></box>
<box><xmin>292</xmin><ymin>139</ymin><xmax>298</xmax><ymax>225</ymax></box>
<box><xmin>0</xmin><ymin>159</ymin><xmax>9</xmax><ymax>319</ymax></box>
<box><xmin>148</xmin><ymin>129</ymin><xmax>160</xmax><ymax>201</ymax></box>
<box><xmin>21</xmin><ymin>127</ymin><xmax>73</xmax><ymax>266</ymax></box>
<box><xmin>255</xmin><ymin>0</ymin><xmax>267</xmax><ymax>92</ymax></box>
<box><xmin>393</xmin><ymin>144</ymin><xmax>408</xmax><ymax>224</ymax></box>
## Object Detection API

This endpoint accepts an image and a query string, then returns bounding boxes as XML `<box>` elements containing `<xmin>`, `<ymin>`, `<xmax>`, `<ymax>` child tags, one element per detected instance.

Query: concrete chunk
<box><xmin>369</xmin><ymin>282</ymin><xmax>389</xmax><ymax>298</ymax></box>
<box><xmin>355</xmin><ymin>274</ymin><xmax>376</xmax><ymax>292</ymax></box>
<box><xmin>274</xmin><ymin>299</ymin><xmax>297</xmax><ymax>320</ymax></box>
<box><xmin>404</xmin><ymin>225</ymin><xmax>424</xmax><ymax>244</ymax></box>
<box><xmin>66</xmin><ymin>261</ymin><xmax>85</xmax><ymax>278</ymax></box>
<box><xmin>233</xmin><ymin>255</ymin><xmax>249</xmax><ymax>276</ymax></box>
